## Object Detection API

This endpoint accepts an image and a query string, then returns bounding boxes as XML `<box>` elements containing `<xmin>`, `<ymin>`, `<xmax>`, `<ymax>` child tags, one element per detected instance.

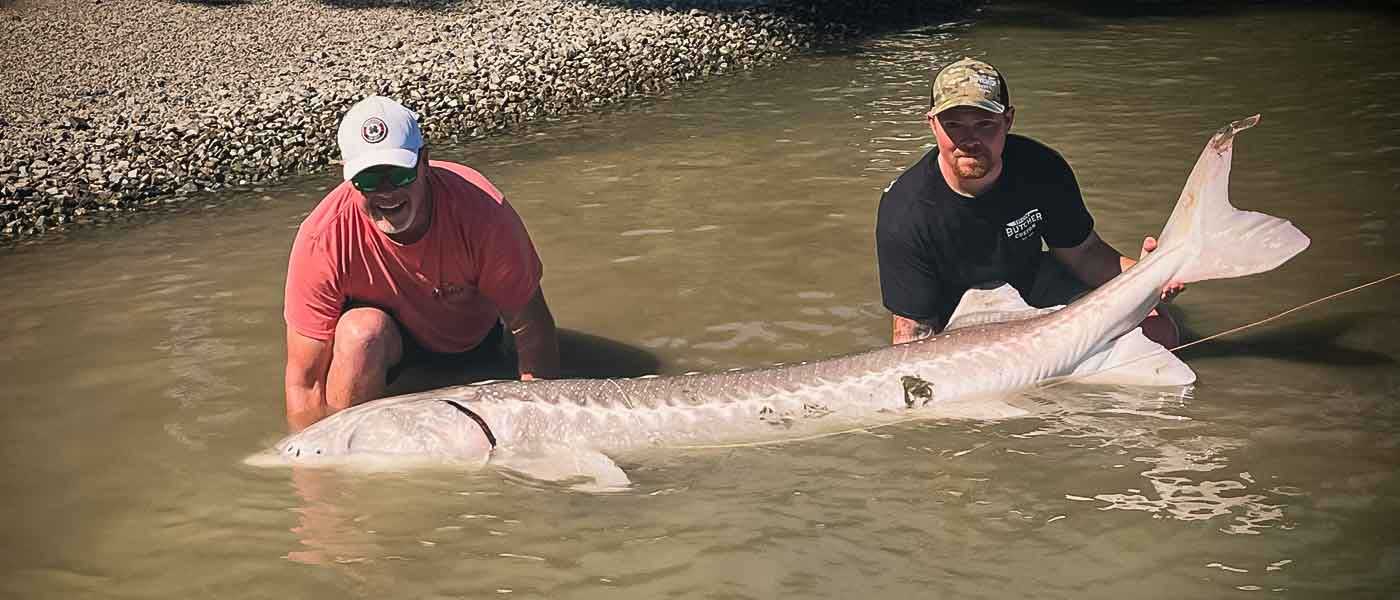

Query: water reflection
<box><xmin>287</xmin><ymin>468</ymin><xmax>380</xmax><ymax>569</ymax></box>
<box><xmin>1019</xmin><ymin>386</ymin><xmax>1290</xmax><ymax>535</ymax></box>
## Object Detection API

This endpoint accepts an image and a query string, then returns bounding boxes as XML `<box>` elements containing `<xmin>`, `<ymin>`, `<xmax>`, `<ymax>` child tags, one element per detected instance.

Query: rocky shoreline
<box><xmin>0</xmin><ymin>0</ymin><xmax>956</xmax><ymax>244</ymax></box>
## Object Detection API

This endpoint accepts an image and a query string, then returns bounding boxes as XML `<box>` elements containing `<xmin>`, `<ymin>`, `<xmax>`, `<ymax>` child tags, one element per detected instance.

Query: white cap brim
<box><xmin>343</xmin><ymin>148</ymin><xmax>420</xmax><ymax>181</ymax></box>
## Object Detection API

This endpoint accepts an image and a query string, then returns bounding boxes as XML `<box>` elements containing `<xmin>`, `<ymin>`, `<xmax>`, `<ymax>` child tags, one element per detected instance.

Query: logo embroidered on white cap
<box><xmin>360</xmin><ymin>117</ymin><xmax>388</xmax><ymax>143</ymax></box>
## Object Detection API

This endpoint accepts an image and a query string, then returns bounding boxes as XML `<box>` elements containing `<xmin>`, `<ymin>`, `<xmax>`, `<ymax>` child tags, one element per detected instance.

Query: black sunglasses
<box><xmin>351</xmin><ymin>164</ymin><xmax>418</xmax><ymax>193</ymax></box>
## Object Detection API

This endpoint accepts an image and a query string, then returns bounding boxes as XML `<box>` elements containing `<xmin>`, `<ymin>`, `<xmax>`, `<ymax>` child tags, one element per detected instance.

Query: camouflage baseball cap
<box><xmin>930</xmin><ymin>57</ymin><xmax>1009</xmax><ymax>115</ymax></box>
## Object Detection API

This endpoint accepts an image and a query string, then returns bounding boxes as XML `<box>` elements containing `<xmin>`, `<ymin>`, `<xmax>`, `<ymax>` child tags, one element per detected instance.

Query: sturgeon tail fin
<box><xmin>1154</xmin><ymin>115</ymin><xmax>1310</xmax><ymax>284</ymax></box>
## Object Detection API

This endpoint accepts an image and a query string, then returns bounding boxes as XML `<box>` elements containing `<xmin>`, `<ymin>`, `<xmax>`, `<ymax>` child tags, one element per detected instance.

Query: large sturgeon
<box><xmin>252</xmin><ymin>117</ymin><xmax>1309</xmax><ymax>488</ymax></box>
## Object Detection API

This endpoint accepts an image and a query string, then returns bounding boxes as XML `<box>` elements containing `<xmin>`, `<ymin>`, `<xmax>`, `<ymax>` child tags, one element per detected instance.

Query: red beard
<box><xmin>951</xmin><ymin>151</ymin><xmax>992</xmax><ymax>179</ymax></box>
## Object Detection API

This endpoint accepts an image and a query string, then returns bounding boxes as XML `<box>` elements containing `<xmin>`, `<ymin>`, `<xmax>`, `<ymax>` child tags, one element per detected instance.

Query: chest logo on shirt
<box><xmin>433</xmin><ymin>282</ymin><xmax>466</xmax><ymax>300</ymax></box>
<box><xmin>1004</xmin><ymin>209</ymin><xmax>1043</xmax><ymax>241</ymax></box>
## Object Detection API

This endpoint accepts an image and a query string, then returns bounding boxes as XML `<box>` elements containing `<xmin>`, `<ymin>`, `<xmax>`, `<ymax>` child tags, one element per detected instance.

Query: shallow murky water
<box><xmin>3</xmin><ymin>5</ymin><xmax>1399</xmax><ymax>598</ymax></box>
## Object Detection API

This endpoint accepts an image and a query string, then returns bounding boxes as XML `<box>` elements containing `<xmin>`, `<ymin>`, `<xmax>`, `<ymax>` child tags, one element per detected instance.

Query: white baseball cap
<box><xmin>336</xmin><ymin>96</ymin><xmax>424</xmax><ymax>181</ymax></box>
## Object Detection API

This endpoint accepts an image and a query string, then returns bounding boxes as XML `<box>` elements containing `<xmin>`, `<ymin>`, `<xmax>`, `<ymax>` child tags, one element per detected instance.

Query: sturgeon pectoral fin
<box><xmin>945</xmin><ymin>283</ymin><xmax>1060</xmax><ymax>331</ymax></box>
<box><xmin>1069</xmin><ymin>328</ymin><xmax>1196</xmax><ymax>386</ymax></box>
<box><xmin>492</xmin><ymin>446</ymin><xmax>632</xmax><ymax>493</ymax></box>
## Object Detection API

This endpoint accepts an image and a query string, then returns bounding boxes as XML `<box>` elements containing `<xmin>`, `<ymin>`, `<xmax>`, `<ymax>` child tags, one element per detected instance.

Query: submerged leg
<box><xmin>326</xmin><ymin>307</ymin><xmax>405</xmax><ymax>411</ymax></box>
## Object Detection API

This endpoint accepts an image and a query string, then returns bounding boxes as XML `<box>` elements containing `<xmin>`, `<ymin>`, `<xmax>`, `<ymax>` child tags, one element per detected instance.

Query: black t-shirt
<box><xmin>876</xmin><ymin>134</ymin><xmax>1093</xmax><ymax>330</ymax></box>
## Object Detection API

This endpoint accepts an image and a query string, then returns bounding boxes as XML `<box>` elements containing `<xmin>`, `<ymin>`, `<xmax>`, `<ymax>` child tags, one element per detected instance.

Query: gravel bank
<box><xmin>0</xmin><ymin>0</ymin><xmax>956</xmax><ymax>243</ymax></box>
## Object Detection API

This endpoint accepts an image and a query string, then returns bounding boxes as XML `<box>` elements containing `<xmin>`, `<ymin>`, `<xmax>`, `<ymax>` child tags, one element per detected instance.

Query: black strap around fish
<box><xmin>443</xmin><ymin>400</ymin><xmax>497</xmax><ymax>449</ymax></box>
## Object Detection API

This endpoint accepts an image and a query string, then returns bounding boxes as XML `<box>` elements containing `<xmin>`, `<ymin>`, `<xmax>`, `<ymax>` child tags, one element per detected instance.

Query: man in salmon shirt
<box><xmin>283</xmin><ymin>96</ymin><xmax>559</xmax><ymax>430</ymax></box>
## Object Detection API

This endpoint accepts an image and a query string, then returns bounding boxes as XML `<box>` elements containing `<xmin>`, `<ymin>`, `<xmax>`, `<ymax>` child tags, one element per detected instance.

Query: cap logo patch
<box><xmin>967</xmin><ymin>73</ymin><xmax>1000</xmax><ymax>94</ymax></box>
<box><xmin>361</xmin><ymin>117</ymin><xmax>388</xmax><ymax>144</ymax></box>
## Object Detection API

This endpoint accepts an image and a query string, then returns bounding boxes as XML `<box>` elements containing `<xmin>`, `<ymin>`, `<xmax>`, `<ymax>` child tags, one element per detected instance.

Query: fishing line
<box><xmin>670</xmin><ymin>271</ymin><xmax>1400</xmax><ymax>451</ymax></box>
<box><xmin>606</xmin><ymin>377</ymin><xmax>636</xmax><ymax>409</ymax></box>
<box><xmin>1040</xmin><ymin>270</ymin><xmax>1400</xmax><ymax>391</ymax></box>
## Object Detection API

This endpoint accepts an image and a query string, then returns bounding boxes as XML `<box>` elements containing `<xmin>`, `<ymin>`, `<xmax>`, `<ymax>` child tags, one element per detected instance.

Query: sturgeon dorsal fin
<box><xmin>945</xmin><ymin>283</ymin><xmax>1060</xmax><ymax>331</ymax></box>
<box><xmin>491</xmin><ymin>445</ymin><xmax>631</xmax><ymax>493</ymax></box>
<box><xmin>1069</xmin><ymin>328</ymin><xmax>1196</xmax><ymax>386</ymax></box>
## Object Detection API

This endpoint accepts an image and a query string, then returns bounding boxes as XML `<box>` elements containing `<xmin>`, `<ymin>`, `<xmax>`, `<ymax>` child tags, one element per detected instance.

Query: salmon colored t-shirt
<box><xmin>284</xmin><ymin>161</ymin><xmax>542</xmax><ymax>353</ymax></box>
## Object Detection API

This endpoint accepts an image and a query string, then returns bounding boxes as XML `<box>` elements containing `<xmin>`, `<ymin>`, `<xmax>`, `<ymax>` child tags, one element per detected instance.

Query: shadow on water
<box><xmin>1177</xmin><ymin>311</ymin><xmax>1396</xmax><ymax>367</ymax></box>
<box><xmin>555</xmin><ymin>330</ymin><xmax>663</xmax><ymax>377</ymax></box>
<box><xmin>385</xmin><ymin>328</ymin><xmax>663</xmax><ymax>396</ymax></box>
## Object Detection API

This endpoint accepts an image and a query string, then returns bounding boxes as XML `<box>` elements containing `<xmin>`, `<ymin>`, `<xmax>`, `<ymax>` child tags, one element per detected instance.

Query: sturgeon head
<box><xmin>251</xmin><ymin>388</ymin><xmax>496</xmax><ymax>468</ymax></box>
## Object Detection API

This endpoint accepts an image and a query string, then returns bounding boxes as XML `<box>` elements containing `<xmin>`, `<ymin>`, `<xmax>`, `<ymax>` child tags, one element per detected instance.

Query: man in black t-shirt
<box><xmin>876</xmin><ymin>57</ymin><xmax>1183</xmax><ymax>346</ymax></box>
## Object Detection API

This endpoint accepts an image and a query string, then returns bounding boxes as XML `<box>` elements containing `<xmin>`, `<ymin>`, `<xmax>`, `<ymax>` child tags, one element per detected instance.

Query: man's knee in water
<box><xmin>333</xmin><ymin>307</ymin><xmax>404</xmax><ymax>368</ymax></box>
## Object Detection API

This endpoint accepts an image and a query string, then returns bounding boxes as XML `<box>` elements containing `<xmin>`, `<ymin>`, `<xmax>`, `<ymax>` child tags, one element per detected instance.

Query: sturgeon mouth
<box><xmin>279</xmin><ymin>439</ymin><xmax>329</xmax><ymax>459</ymax></box>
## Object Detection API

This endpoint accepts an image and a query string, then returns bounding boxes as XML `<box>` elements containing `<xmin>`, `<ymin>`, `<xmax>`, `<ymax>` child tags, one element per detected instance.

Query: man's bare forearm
<box><xmin>512</xmin><ymin>320</ymin><xmax>559</xmax><ymax>379</ymax></box>
<box><xmin>506</xmin><ymin>289</ymin><xmax>560</xmax><ymax>380</ymax></box>
<box><xmin>284</xmin><ymin>381</ymin><xmax>328</xmax><ymax>432</ymax></box>
<box><xmin>284</xmin><ymin>329</ymin><xmax>336</xmax><ymax>431</ymax></box>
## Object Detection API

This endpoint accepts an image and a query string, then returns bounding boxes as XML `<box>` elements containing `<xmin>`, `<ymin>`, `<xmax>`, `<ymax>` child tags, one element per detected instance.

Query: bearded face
<box><xmin>931</xmin><ymin>106</ymin><xmax>1013</xmax><ymax>183</ymax></box>
<box><xmin>353</xmin><ymin>150</ymin><xmax>433</xmax><ymax>242</ymax></box>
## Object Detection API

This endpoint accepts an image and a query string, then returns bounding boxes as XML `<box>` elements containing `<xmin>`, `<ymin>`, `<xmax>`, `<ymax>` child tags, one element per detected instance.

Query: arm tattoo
<box><xmin>893</xmin><ymin>316</ymin><xmax>937</xmax><ymax>344</ymax></box>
